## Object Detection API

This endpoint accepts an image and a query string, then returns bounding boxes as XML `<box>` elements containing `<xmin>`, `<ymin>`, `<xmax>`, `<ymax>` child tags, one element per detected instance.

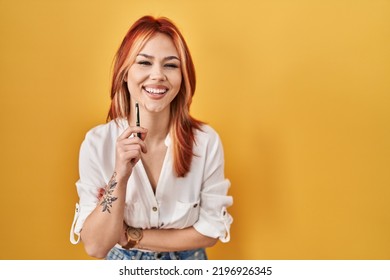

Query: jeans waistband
<box><xmin>106</xmin><ymin>247</ymin><xmax>207</xmax><ymax>260</ymax></box>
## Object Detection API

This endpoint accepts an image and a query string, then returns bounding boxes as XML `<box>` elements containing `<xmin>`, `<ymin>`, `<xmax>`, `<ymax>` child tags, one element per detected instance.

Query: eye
<box><xmin>137</xmin><ymin>60</ymin><xmax>152</xmax><ymax>66</ymax></box>
<box><xmin>164</xmin><ymin>63</ymin><xmax>179</xmax><ymax>69</ymax></box>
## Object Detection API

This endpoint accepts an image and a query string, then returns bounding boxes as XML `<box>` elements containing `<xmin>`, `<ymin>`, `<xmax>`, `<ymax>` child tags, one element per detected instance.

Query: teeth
<box><xmin>144</xmin><ymin>87</ymin><xmax>168</xmax><ymax>94</ymax></box>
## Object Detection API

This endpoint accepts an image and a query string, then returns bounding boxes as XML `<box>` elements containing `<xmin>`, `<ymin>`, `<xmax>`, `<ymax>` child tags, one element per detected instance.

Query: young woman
<box><xmin>70</xmin><ymin>15</ymin><xmax>233</xmax><ymax>260</ymax></box>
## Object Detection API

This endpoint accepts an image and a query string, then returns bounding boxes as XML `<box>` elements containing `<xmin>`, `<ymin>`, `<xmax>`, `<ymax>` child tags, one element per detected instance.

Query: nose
<box><xmin>150</xmin><ymin>65</ymin><xmax>166</xmax><ymax>81</ymax></box>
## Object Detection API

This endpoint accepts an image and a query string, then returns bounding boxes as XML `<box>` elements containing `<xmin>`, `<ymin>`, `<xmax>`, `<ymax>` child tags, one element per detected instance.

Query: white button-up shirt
<box><xmin>70</xmin><ymin>119</ymin><xmax>233</xmax><ymax>245</ymax></box>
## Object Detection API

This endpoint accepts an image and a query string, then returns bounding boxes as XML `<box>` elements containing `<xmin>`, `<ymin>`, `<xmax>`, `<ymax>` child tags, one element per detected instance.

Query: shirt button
<box><xmin>152</xmin><ymin>206</ymin><xmax>158</xmax><ymax>212</ymax></box>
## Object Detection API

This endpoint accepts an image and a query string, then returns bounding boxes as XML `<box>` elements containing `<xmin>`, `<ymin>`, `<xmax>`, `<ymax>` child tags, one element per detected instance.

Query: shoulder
<box><xmin>194</xmin><ymin>124</ymin><xmax>224</xmax><ymax>150</ymax></box>
<box><xmin>85</xmin><ymin>119</ymin><xmax>127</xmax><ymax>141</ymax></box>
<box><xmin>193</xmin><ymin>124</ymin><xmax>226</xmax><ymax>172</ymax></box>
<box><xmin>83</xmin><ymin>118</ymin><xmax>127</xmax><ymax>147</ymax></box>
<box><xmin>195</xmin><ymin>124</ymin><xmax>221</xmax><ymax>140</ymax></box>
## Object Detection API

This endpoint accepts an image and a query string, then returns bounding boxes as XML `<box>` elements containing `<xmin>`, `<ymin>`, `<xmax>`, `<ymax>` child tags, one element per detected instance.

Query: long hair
<box><xmin>107</xmin><ymin>15</ymin><xmax>202</xmax><ymax>177</ymax></box>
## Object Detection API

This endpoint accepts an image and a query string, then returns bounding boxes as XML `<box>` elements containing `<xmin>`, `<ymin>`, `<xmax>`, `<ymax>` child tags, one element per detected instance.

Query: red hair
<box><xmin>107</xmin><ymin>16</ymin><xmax>202</xmax><ymax>177</ymax></box>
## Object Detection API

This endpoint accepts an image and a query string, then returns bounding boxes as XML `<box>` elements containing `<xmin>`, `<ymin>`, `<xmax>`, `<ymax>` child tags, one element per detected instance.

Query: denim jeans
<box><xmin>106</xmin><ymin>247</ymin><xmax>207</xmax><ymax>260</ymax></box>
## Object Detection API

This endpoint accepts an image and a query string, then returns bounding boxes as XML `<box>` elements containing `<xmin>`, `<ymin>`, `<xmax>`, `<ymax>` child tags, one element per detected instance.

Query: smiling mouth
<box><xmin>143</xmin><ymin>87</ymin><xmax>168</xmax><ymax>95</ymax></box>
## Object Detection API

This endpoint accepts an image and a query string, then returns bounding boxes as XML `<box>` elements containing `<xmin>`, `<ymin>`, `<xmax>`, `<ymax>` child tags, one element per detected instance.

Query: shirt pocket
<box><xmin>169</xmin><ymin>199</ymin><xmax>200</xmax><ymax>229</ymax></box>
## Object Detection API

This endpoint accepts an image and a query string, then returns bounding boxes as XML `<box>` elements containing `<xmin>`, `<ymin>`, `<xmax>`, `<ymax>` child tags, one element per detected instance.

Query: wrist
<box><xmin>109</xmin><ymin>170</ymin><xmax>130</xmax><ymax>186</ymax></box>
<box><xmin>119</xmin><ymin>224</ymin><xmax>129</xmax><ymax>247</ymax></box>
<box><xmin>115</xmin><ymin>170</ymin><xmax>131</xmax><ymax>183</ymax></box>
<box><xmin>122</xmin><ymin>226</ymin><xmax>143</xmax><ymax>250</ymax></box>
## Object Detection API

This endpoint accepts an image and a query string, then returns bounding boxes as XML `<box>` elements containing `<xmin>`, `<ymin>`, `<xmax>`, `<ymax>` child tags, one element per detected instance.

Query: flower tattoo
<box><xmin>100</xmin><ymin>172</ymin><xmax>118</xmax><ymax>213</ymax></box>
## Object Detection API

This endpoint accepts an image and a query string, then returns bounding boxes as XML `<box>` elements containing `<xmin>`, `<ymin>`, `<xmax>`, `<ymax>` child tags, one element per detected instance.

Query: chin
<box><xmin>144</xmin><ymin>103</ymin><xmax>169</xmax><ymax>114</ymax></box>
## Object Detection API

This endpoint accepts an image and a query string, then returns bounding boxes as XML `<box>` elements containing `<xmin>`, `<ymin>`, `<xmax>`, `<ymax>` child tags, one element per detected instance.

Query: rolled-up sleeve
<box><xmin>193</xmin><ymin>179</ymin><xmax>233</xmax><ymax>242</ymax></box>
<box><xmin>193</xmin><ymin>128</ymin><xmax>233</xmax><ymax>242</ymax></box>
<box><xmin>70</xmin><ymin>134</ymin><xmax>105</xmax><ymax>244</ymax></box>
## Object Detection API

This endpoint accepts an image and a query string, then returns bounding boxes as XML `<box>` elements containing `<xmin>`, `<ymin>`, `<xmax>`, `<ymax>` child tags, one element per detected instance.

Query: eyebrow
<box><xmin>137</xmin><ymin>53</ymin><xmax>180</xmax><ymax>61</ymax></box>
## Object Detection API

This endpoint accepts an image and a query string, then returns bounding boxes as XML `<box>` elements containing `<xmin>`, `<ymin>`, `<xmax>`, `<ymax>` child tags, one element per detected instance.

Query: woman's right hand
<box><xmin>115</xmin><ymin>126</ymin><xmax>148</xmax><ymax>182</ymax></box>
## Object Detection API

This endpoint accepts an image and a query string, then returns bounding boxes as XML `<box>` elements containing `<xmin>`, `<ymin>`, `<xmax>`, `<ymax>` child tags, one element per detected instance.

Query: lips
<box><xmin>143</xmin><ymin>86</ymin><xmax>168</xmax><ymax>95</ymax></box>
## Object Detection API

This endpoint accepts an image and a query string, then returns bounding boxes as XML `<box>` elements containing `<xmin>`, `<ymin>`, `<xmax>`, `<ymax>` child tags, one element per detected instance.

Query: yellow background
<box><xmin>1</xmin><ymin>0</ymin><xmax>389</xmax><ymax>259</ymax></box>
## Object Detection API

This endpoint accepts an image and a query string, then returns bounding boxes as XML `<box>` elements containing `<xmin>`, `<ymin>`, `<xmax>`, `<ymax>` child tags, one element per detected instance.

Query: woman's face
<box><xmin>126</xmin><ymin>33</ymin><xmax>182</xmax><ymax>114</ymax></box>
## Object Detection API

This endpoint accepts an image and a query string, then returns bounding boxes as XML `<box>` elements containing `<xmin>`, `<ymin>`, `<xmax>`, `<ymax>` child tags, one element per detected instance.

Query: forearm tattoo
<box><xmin>100</xmin><ymin>172</ymin><xmax>118</xmax><ymax>213</ymax></box>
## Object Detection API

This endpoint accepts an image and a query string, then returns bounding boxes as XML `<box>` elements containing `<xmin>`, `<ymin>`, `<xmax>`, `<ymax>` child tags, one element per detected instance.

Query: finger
<box><xmin>139</xmin><ymin>131</ymin><xmax>148</xmax><ymax>141</ymax></box>
<box><xmin>118</xmin><ymin>126</ymin><xmax>148</xmax><ymax>140</ymax></box>
<box><xmin>117</xmin><ymin>137</ymin><xmax>147</xmax><ymax>154</ymax></box>
<box><xmin>131</xmin><ymin>131</ymin><xmax>148</xmax><ymax>141</ymax></box>
<box><xmin>116</xmin><ymin>150</ymin><xmax>141</xmax><ymax>167</ymax></box>
<box><xmin>118</xmin><ymin>145</ymin><xmax>146</xmax><ymax>157</ymax></box>
<box><xmin>123</xmin><ymin>150</ymin><xmax>141</xmax><ymax>166</ymax></box>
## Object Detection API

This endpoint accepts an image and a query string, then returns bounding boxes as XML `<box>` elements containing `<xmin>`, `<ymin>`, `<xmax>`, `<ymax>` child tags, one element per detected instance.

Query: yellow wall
<box><xmin>1</xmin><ymin>0</ymin><xmax>389</xmax><ymax>259</ymax></box>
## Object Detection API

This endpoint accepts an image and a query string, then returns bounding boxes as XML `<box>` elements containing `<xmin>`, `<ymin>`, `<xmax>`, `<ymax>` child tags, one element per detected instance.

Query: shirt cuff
<box><xmin>69</xmin><ymin>203</ymin><xmax>96</xmax><ymax>244</ymax></box>
<box><xmin>193</xmin><ymin>207</ymin><xmax>233</xmax><ymax>243</ymax></box>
